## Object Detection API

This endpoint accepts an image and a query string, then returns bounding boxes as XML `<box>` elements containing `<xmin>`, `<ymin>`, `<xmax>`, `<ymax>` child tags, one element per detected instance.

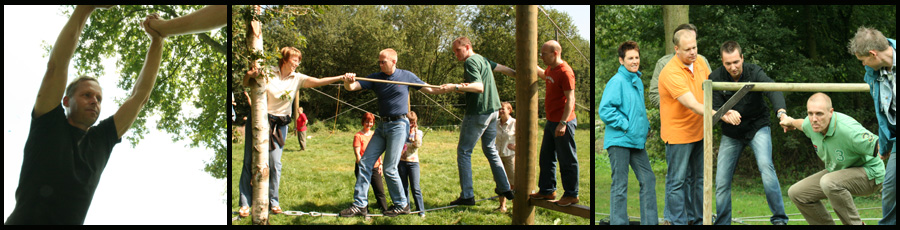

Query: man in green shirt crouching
<box><xmin>780</xmin><ymin>92</ymin><xmax>884</xmax><ymax>225</ymax></box>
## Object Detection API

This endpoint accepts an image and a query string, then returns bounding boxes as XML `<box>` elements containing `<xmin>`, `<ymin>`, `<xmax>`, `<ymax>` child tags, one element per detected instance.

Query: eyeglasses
<box><xmin>377</xmin><ymin>61</ymin><xmax>388</xmax><ymax>65</ymax></box>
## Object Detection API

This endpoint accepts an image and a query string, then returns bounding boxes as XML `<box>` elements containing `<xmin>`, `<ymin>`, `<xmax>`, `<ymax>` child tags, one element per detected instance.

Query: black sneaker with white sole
<box><xmin>339</xmin><ymin>204</ymin><xmax>367</xmax><ymax>217</ymax></box>
<box><xmin>383</xmin><ymin>204</ymin><xmax>410</xmax><ymax>217</ymax></box>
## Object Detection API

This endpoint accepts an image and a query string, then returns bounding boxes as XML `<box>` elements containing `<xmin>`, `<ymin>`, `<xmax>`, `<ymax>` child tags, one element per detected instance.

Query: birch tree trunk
<box><xmin>248</xmin><ymin>5</ymin><xmax>270</xmax><ymax>225</ymax></box>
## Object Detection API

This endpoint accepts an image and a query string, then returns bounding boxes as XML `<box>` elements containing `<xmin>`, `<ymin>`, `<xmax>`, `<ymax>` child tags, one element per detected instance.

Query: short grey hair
<box><xmin>848</xmin><ymin>26</ymin><xmax>890</xmax><ymax>56</ymax></box>
<box><xmin>65</xmin><ymin>75</ymin><xmax>99</xmax><ymax>99</ymax></box>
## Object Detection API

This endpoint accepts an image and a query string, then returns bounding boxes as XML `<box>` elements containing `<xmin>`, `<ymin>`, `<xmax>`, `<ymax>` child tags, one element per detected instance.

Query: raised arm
<box><xmin>114</xmin><ymin>15</ymin><xmax>165</xmax><ymax>139</ymax></box>
<box><xmin>146</xmin><ymin>5</ymin><xmax>226</xmax><ymax>38</ymax></box>
<box><xmin>35</xmin><ymin>5</ymin><xmax>111</xmax><ymax>118</ymax></box>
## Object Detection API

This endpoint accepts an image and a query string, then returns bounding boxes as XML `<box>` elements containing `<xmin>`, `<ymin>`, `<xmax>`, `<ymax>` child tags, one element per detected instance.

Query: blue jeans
<box><xmin>882</xmin><ymin>152</ymin><xmax>897</xmax><ymax>225</ymax></box>
<box><xmin>238</xmin><ymin>113</ymin><xmax>287</xmax><ymax>208</ymax></box>
<box><xmin>457</xmin><ymin>111</ymin><xmax>511</xmax><ymax>199</ymax></box>
<box><xmin>538</xmin><ymin>119</ymin><xmax>580</xmax><ymax>198</ymax></box>
<box><xmin>608</xmin><ymin>146</ymin><xmax>658</xmax><ymax>225</ymax></box>
<box><xmin>353</xmin><ymin>117</ymin><xmax>409</xmax><ymax>208</ymax></box>
<box><xmin>664</xmin><ymin>140</ymin><xmax>703</xmax><ymax>225</ymax></box>
<box><xmin>714</xmin><ymin>127</ymin><xmax>788</xmax><ymax>225</ymax></box>
<box><xmin>398</xmin><ymin>161</ymin><xmax>424</xmax><ymax>212</ymax></box>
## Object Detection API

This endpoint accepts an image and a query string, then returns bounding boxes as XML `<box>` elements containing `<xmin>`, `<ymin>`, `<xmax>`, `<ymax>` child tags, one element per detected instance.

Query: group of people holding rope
<box><xmin>237</xmin><ymin>36</ymin><xmax>581</xmax><ymax>218</ymax></box>
<box><xmin>600</xmin><ymin>24</ymin><xmax>895</xmax><ymax>225</ymax></box>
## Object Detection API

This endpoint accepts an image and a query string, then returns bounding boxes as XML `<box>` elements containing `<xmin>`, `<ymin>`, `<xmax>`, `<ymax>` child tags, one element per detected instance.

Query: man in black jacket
<box><xmin>710</xmin><ymin>41</ymin><xmax>789</xmax><ymax>225</ymax></box>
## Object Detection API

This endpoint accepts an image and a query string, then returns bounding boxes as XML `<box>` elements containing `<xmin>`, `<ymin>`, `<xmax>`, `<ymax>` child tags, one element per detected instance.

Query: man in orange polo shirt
<box><xmin>658</xmin><ymin>24</ymin><xmax>739</xmax><ymax>225</ymax></box>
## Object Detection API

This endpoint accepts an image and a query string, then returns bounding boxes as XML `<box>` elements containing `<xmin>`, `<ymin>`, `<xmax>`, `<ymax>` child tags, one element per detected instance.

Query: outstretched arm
<box><xmin>302</xmin><ymin>73</ymin><xmax>350</xmax><ymax>88</ymax></box>
<box><xmin>146</xmin><ymin>5</ymin><xmax>226</xmax><ymax>37</ymax></box>
<box><xmin>494</xmin><ymin>64</ymin><xmax>516</xmax><ymax>78</ymax></box>
<box><xmin>35</xmin><ymin>5</ymin><xmax>112</xmax><ymax>118</ymax></box>
<box><xmin>114</xmin><ymin>15</ymin><xmax>165</xmax><ymax>139</ymax></box>
<box><xmin>342</xmin><ymin>73</ymin><xmax>363</xmax><ymax>91</ymax></box>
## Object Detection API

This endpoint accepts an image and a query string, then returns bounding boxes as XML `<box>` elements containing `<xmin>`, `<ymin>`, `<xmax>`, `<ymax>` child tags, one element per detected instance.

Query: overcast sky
<box><xmin>4</xmin><ymin>5</ymin><xmax>224</xmax><ymax>225</ymax></box>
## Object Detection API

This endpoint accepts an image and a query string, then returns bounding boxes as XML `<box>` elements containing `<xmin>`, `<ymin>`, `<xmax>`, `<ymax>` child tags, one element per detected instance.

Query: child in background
<box><xmin>399</xmin><ymin>111</ymin><xmax>426</xmax><ymax>217</ymax></box>
<box><xmin>496</xmin><ymin>102</ymin><xmax>516</xmax><ymax>212</ymax></box>
<box><xmin>353</xmin><ymin>112</ymin><xmax>388</xmax><ymax>212</ymax></box>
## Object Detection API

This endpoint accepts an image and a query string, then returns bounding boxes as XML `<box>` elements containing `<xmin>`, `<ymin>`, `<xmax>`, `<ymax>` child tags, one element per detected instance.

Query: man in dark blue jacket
<box><xmin>710</xmin><ymin>41</ymin><xmax>788</xmax><ymax>225</ymax></box>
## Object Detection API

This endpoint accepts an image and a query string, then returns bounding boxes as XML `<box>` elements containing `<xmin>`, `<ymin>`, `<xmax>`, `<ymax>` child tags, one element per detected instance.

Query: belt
<box><xmin>378</xmin><ymin>114</ymin><xmax>407</xmax><ymax>122</ymax></box>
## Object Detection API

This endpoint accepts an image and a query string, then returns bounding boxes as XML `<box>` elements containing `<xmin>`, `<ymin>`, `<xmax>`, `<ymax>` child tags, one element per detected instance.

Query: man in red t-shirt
<box><xmin>528</xmin><ymin>40</ymin><xmax>579</xmax><ymax>207</ymax></box>
<box><xmin>295</xmin><ymin>107</ymin><xmax>308</xmax><ymax>151</ymax></box>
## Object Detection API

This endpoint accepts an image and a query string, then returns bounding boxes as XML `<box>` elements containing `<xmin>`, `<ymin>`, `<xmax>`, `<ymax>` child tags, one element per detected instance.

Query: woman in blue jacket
<box><xmin>599</xmin><ymin>40</ymin><xmax>657</xmax><ymax>225</ymax></box>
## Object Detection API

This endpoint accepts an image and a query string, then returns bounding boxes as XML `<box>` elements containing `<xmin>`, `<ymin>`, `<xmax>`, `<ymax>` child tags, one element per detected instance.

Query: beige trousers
<box><xmin>788</xmin><ymin>167</ymin><xmax>881</xmax><ymax>225</ymax></box>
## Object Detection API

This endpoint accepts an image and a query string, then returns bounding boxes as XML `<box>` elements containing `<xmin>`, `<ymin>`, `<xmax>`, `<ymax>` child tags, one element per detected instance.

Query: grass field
<box><xmin>232</xmin><ymin>126</ymin><xmax>590</xmax><ymax>225</ymax></box>
<box><xmin>594</xmin><ymin>149</ymin><xmax>885</xmax><ymax>225</ymax></box>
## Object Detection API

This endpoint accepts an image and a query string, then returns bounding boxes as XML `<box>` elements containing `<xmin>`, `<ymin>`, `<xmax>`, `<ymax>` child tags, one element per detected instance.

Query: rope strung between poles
<box><xmin>232</xmin><ymin>196</ymin><xmax>500</xmax><ymax>221</ymax></box>
<box><xmin>536</xmin><ymin>6</ymin><xmax>589</xmax><ymax>64</ymax></box>
<box><xmin>282</xmin><ymin>196</ymin><xmax>500</xmax><ymax>217</ymax></box>
<box><xmin>307</xmin><ymin>87</ymin><xmax>381</xmax><ymax>118</ymax></box>
<box><xmin>321</xmin><ymin>97</ymin><xmax>378</xmax><ymax>122</ymax></box>
<box><xmin>596</xmin><ymin>207</ymin><xmax>884</xmax><ymax>225</ymax></box>
<box><xmin>416</xmin><ymin>90</ymin><xmax>463</xmax><ymax>122</ymax></box>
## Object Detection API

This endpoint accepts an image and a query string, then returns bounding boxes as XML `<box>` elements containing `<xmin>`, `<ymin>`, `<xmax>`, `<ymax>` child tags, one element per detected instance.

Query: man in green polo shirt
<box><xmin>780</xmin><ymin>93</ymin><xmax>884</xmax><ymax>225</ymax></box>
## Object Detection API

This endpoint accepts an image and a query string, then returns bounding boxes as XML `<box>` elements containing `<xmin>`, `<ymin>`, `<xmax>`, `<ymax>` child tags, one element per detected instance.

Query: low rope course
<box><xmin>232</xmin><ymin>196</ymin><xmax>499</xmax><ymax>222</ymax></box>
<box><xmin>595</xmin><ymin>206</ymin><xmax>883</xmax><ymax>225</ymax></box>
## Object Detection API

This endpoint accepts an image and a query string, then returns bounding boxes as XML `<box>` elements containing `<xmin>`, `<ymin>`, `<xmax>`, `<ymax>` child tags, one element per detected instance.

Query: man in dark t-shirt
<box><xmin>6</xmin><ymin>5</ymin><xmax>165</xmax><ymax>225</ymax></box>
<box><xmin>338</xmin><ymin>48</ymin><xmax>448</xmax><ymax>217</ymax></box>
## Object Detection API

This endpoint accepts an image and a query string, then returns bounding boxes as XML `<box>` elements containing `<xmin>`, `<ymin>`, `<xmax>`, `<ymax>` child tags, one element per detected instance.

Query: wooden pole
<box><xmin>248</xmin><ymin>5</ymin><xmax>270</xmax><ymax>225</ymax></box>
<box><xmin>702</xmin><ymin>80</ymin><xmax>713</xmax><ymax>225</ymax></box>
<box><xmin>355</xmin><ymin>76</ymin><xmax>441</xmax><ymax>88</ymax></box>
<box><xmin>711</xmin><ymin>82</ymin><xmax>869</xmax><ymax>92</ymax></box>
<box><xmin>512</xmin><ymin>5</ymin><xmax>538</xmax><ymax>225</ymax></box>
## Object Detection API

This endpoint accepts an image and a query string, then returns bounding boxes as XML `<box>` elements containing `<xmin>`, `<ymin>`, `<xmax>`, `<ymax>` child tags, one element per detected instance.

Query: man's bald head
<box><xmin>807</xmin><ymin>92</ymin><xmax>833</xmax><ymax>110</ymax></box>
<box><xmin>540</xmin><ymin>40</ymin><xmax>563</xmax><ymax>67</ymax></box>
<box><xmin>541</xmin><ymin>40</ymin><xmax>562</xmax><ymax>54</ymax></box>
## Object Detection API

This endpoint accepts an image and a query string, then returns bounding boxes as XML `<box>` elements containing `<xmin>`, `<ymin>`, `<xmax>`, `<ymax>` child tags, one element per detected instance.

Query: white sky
<box><xmin>545</xmin><ymin>5</ymin><xmax>590</xmax><ymax>41</ymax></box>
<box><xmin>4</xmin><ymin>5</ymin><xmax>224</xmax><ymax>225</ymax></box>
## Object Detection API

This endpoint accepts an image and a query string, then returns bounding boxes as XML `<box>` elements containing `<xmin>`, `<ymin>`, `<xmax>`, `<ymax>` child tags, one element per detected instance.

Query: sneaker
<box><xmin>449</xmin><ymin>196</ymin><xmax>475</xmax><ymax>206</ymax></box>
<box><xmin>495</xmin><ymin>188</ymin><xmax>515</xmax><ymax>200</ymax></box>
<box><xmin>383</xmin><ymin>204</ymin><xmax>410</xmax><ymax>217</ymax></box>
<box><xmin>239</xmin><ymin>206</ymin><xmax>250</xmax><ymax>217</ymax></box>
<box><xmin>271</xmin><ymin>206</ymin><xmax>283</xmax><ymax>214</ymax></box>
<box><xmin>528</xmin><ymin>191</ymin><xmax>556</xmax><ymax>200</ymax></box>
<box><xmin>555</xmin><ymin>196</ymin><xmax>579</xmax><ymax>206</ymax></box>
<box><xmin>339</xmin><ymin>205</ymin><xmax>367</xmax><ymax>217</ymax></box>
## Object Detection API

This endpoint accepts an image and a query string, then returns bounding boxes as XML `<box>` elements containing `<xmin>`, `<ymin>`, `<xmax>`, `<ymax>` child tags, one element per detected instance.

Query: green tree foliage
<box><xmin>232</xmin><ymin>5</ymin><xmax>591</xmax><ymax>130</ymax></box>
<box><xmin>56</xmin><ymin>5</ymin><xmax>227</xmax><ymax>179</ymax></box>
<box><xmin>595</xmin><ymin>5</ymin><xmax>895</xmax><ymax>178</ymax></box>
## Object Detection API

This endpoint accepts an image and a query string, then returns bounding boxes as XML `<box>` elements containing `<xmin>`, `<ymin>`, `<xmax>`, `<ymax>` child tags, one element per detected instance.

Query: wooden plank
<box><xmin>530</xmin><ymin>199</ymin><xmax>590</xmax><ymax>219</ymax></box>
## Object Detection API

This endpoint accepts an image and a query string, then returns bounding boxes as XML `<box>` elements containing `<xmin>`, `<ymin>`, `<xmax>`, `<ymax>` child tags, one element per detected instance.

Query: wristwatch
<box><xmin>455</xmin><ymin>84</ymin><xmax>461</xmax><ymax>92</ymax></box>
